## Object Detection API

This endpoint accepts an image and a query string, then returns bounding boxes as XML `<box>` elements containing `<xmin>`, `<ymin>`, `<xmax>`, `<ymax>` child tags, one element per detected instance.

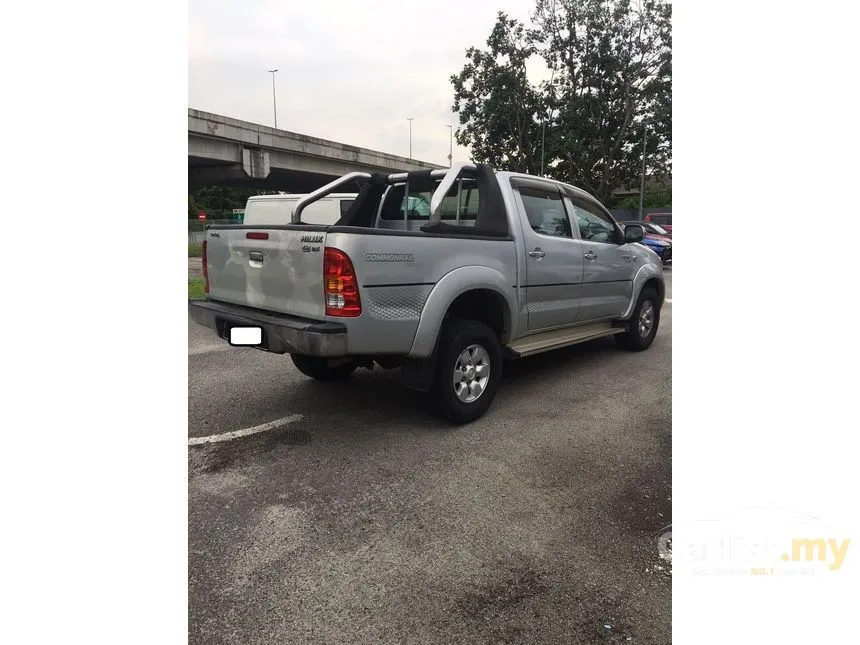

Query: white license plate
<box><xmin>229</xmin><ymin>326</ymin><xmax>262</xmax><ymax>346</ymax></box>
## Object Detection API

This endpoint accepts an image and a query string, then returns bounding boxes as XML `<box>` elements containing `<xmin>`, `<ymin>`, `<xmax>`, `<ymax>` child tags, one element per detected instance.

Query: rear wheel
<box><xmin>616</xmin><ymin>286</ymin><xmax>660</xmax><ymax>351</ymax></box>
<box><xmin>430</xmin><ymin>319</ymin><xmax>502</xmax><ymax>424</ymax></box>
<box><xmin>290</xmin><ymin>354</ymin><xmax>357</xmax><ymax>381</ymax></box>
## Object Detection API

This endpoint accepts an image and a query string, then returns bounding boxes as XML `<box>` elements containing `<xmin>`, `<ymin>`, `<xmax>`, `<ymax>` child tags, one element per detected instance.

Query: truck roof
<box><xmin>495</xmin><ymin>171</ymin><xmax>604</xmax><ymax>210</ymax></box>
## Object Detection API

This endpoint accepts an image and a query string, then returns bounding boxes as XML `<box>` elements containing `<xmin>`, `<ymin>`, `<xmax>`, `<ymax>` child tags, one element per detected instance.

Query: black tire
<box><xmin>290</xmin><ymin>354</ymin><xmax>357</xmax><ymax>381</ymax></box>
<box><xmin>616</xmin><ymin>286</ymin><xmax>661</xmax><ymax>351</ymax></box>
<box><xmin>430</xmin><ymin>318</ymin><xmax>503</xmax><ymax>424</ymax></box>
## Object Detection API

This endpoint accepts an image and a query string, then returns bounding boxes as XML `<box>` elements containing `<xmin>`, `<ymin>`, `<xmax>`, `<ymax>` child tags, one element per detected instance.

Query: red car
<box><xmin>644</xmin><ymin>213</ymin><xmax>672</xmax><ymax>234</ymax></box>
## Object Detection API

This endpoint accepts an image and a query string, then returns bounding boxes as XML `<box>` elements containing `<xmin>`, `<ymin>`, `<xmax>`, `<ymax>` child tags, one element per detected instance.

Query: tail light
<box><xmin>202</xmin><ymin>240</ymin><xmax>209</xmax><ymax>294</ymax></box>
<box><xmin>323</xmin><ymin>247</ymin><xmax>361</xmax><ymax>317</ymax></box>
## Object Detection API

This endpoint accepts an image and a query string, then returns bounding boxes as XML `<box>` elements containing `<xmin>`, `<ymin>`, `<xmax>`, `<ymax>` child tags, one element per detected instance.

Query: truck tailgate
<box><xmin>205</xmin><ymin>227</ymin><xmax>326</xmax><ymax>319</ymax></box>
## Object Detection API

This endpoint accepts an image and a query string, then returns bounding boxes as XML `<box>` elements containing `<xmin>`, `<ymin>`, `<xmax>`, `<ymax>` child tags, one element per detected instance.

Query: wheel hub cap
<box><xmin>638</xmin><ymin>301</ymin><xmax>655</xmax><ymax>337</ymax></box>
<box><xmin>453</xmin><ymin>344</ymin><xmax>490</xmax><ymax>403</ymax></box>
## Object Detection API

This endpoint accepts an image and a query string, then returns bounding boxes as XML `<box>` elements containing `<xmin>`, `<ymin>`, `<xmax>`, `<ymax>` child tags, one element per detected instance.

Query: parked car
<box><xmin>644</xmin><ymin>212</ymin><xmax>672</xmax><ymax>234</ymax></box>
<box><xmin>640</xmin><ymin>221</ymin><xmax>672</xmax><ymax>241</ymax></box>
<box><xmin>639</xmin><ymin>236</ymin><xmax>672</xmax><ymax>266</ymax></box>
<box><xmin>190</xmin><ymin>163</ymin><xmax>665</xmax><ymax>423</ymax></box>
<box><xmin>621</xmin><ymin>221</ymin><xmax>671</xmax><ymax>243</ymax></box>
<box><xmin>621</xmin><ymin>223</ymin><xmax>672</xmax><ymax>265</ymax></box>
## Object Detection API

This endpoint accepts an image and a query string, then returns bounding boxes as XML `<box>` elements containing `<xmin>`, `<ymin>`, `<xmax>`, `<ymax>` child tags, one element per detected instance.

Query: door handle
<box><xmin>528</xmin><ymin>248</ymin><xmax>546</xmax><ymax>258</ymax></box>
<box><xmin>584</xmin><ymin>251</ymin><xmax>597</xmax><ymax>261</ymax></box>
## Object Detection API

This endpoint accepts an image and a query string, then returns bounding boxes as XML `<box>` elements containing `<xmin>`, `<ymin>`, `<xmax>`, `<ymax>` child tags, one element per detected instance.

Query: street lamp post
<box><xmin>541</xmin><ymin>72</ymin><xmax>558</xmax><ymax>177</ymax></box>
<box><xmin>268</xmin><ymin>69</ymin><xmax>279</xmax><ymax>129</ymax></box>
<box><xmin>446</xmin><ymin>125</ymin><xmax>453</xmax><ymax>167</ymax></box>
<box><xmin>541</xmin><ymin>0</ymin><xmax>558</xmax><ymax>176</ymax></box>
<box><xmin>406</xmin><ymin>117</ymin><xmax>415</xmax><ymax>158</ymax></box>
<box><xmin>638</xmin><ymin>123</ymin><xmax>648</xmax><ymax>220</ymax></box>
<box><xmin>541</xmin><ymin>75</ymin><xmax>553</xmax><ymax>177</ymax></box>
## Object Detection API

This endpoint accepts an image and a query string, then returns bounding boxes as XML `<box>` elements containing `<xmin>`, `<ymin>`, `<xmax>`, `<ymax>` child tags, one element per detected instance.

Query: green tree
<box><xmin>451</xmin><ymin>0</ymin><xmax>671</xmax><ymax>204</ymax></box>
<box><xmin>615</xmin><ymin>188</ymin><xmax>671</xmax><ymax>209</ymax></box>
<box><xmin>450</xmin><ymin>15</ymin><xmax>544</xmax><ymax>175</ymax></box>
<box><xmin>188</xmin><ymin>186</ymin><xmax>278</xmax><ymax>218</ymax></box>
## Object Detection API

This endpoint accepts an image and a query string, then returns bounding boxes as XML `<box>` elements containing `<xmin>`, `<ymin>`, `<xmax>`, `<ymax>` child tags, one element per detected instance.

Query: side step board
<box><xmin>505</xmin><ymin>322</ymin><xmax>626</xmax><ymax>358</ymax></box>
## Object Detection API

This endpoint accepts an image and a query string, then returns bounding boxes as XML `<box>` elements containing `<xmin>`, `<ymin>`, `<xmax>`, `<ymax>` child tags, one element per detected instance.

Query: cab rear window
<box><xmin>380</xmin><ymin>178</ymin><xmax>479</xmax><ymax>223</ymax></box>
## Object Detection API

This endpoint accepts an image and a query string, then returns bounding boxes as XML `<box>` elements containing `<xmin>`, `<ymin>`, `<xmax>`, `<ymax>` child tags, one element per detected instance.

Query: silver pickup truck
<box><xmin>189</xmin><ymin>163</ymin><xmax>665</xmax><ymax>423</ymax></box>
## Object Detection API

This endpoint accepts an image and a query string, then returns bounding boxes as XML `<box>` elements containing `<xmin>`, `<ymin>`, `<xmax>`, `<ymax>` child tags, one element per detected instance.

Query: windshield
<box><xmin>649</xmin><ymin>223</ymin><xmax>669</xmax><ymax>235</ymax></box>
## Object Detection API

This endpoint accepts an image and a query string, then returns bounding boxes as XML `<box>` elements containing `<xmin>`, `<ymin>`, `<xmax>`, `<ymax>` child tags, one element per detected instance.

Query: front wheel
<box><xmin>616</xmin><ymin>287</ymin><xmax>661</xmax><ymax>351</ymax></box>
<box><xmin>290</xmin><ymin>354</ymin><xmax>357</xmax><ymax>381</ymax></box>
<box><xmin>430</xmin><ymin>319</ymin><xmax>502</xmax><ymax>424</ymax></box>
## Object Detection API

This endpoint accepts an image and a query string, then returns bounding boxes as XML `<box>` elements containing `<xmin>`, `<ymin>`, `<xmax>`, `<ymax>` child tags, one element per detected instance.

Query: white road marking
<box><xmin>188</xmin><ymin>414</ymin><xmax>304</xmax><ymax>446</ymax></box>
<box><xmin>666</xmin><ymin>298</ymin><xmax>672</xmax><ymax>304</ymax></box>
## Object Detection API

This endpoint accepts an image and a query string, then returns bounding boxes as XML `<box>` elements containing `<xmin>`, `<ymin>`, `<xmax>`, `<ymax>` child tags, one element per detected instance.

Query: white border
<box><xmin>674</xmin><ymin>0</ymin><xmax>860</xmax><ymax>642</ymax></box>
<box><xmin>3</xmin><ymin>1</ymin><xmax>859</xmax><ymax>642</ymax></box>
<box><xmin>2</xmin><ymin>0</ymin><xmax>187</xmax><ymax>641</ymax></box>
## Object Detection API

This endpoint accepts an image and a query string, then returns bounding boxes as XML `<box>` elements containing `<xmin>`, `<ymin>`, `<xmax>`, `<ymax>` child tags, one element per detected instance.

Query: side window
<box><xmin>571</xmin><ymin>202</ymin><xmax>619</xmax><ymax>244</ymax></box>
<box><xmin>518</xmin><ymin>187</ymin><xmax>571</xmax><ymax>238</ymax></box>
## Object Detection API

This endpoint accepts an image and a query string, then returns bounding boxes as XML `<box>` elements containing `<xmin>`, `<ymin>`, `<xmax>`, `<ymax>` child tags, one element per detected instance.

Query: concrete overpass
<box><xmin>189</xmin><ymin>109</ymin><xmax>446</xmax><ymax>193</ymax></box>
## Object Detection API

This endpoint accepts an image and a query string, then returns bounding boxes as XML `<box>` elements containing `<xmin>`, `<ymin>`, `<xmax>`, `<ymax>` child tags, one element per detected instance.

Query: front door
<box><xmin>568</xmin><ymin>199</ymin><xmax>635</xmax><ymax>321</ymax></box>
<box><xmin>512</xmin><ymin>180</ymin><xmax>584</xmax><ymax>331</ymax></box>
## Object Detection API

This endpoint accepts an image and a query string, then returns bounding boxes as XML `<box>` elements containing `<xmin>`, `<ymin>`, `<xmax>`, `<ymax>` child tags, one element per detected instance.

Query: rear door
<box><xmin>205</xmin><ymin>226</ymin><xmax>328</xmax><ymax>319</ymax></box>
<box><xmin>511</xmin><ymin>179</ymin><xmax>584</xmax><ymax>331</ymax></box>
<box><xmin>569</xmin><ymin>199</ymin><xmax>635</xmax><ymax>321</ymax></box>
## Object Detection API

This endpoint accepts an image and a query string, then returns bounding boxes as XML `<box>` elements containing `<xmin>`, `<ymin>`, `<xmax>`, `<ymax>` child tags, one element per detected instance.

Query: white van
<box><xmin>242</xmin><ymin>193</ymin><xmax>357</xmax><ymax>226</ymax></box>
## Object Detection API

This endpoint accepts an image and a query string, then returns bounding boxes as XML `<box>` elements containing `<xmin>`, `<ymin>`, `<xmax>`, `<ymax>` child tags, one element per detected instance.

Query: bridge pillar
<box><xmin>242</xmin><ymin>148</ymin><xmax>270</xmax><ymax>180</ymax></box>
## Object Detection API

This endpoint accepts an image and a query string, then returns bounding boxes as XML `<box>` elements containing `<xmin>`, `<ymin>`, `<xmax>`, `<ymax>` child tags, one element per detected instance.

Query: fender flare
<box><xmin>407</xmin><ymin>266</ymin><xmax>517</xmax><ymax>358</ymax></box>
<box><xmin>620</xmin><ymin>263</ymin><xmax>665</xmax><ymax>320</ymax></box>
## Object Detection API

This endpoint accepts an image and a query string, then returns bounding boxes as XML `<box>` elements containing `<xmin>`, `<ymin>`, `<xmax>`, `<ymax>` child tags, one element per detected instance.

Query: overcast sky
<box><xmin>189</xmin><ymin>0</ymin><xmax>550</xmax><ymax>167</ymax></box>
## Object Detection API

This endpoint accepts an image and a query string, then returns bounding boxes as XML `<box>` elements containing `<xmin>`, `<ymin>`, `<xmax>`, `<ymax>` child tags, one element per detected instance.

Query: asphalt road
<box><xmin>189</xmin><ymin>270</ymin><xmax>672</xmax><ymax>644</ymax></box>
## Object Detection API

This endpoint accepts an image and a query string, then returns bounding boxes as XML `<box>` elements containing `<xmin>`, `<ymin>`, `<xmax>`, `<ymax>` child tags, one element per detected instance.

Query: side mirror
<box><xmin>624</xmin><ymin>224</ymin><xmax>644</xmax><ymax>243</ymax></box>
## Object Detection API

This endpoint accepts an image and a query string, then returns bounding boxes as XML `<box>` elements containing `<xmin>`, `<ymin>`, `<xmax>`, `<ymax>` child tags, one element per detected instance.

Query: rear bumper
<box><xmin>189</xmin><ymin>299</ymin><xmax>348</xmax><ymax>356</ymax></box>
